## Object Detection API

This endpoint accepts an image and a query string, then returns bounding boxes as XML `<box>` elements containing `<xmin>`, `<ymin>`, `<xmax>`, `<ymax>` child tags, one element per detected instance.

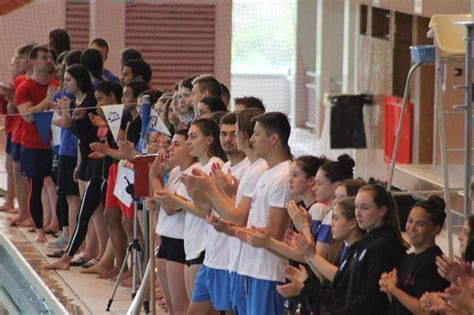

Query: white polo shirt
<box><xmin>236</xmin><ymin>160</ymin><xmax>291</xmax><ymax>282</ymax></box>
<box><xmin>204</xmin><ymin>157</ymin><xmax>251</xmax><ymax>270</ymax></box>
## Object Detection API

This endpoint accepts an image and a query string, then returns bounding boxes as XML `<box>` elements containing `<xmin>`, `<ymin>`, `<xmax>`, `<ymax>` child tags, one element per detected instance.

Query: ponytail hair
<box><xmin>320</xmin><ymin>153</ymin><xmax>355</xmax><ymax>183</ymax></box>
<box><xmin>294</xmin><ymin>155</ymin><xmax>329</xmax><ymax>179</ymax></box>
<box><xmin>358</xmin><ymin>184</ymin><xmax>407</xmax><ymax>248</ymax></box>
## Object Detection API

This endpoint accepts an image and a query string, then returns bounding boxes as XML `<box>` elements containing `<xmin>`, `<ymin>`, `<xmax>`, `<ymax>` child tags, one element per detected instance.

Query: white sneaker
<box><xmin>47</xmin><ymin>233</ymin><xmax>68</xmax><ymax>248</ymax></box>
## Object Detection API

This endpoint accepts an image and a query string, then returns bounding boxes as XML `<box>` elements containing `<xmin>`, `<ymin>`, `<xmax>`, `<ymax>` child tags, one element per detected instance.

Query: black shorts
<box><xmin>11</xmin><ymin>141</ymin><xmax>22</xmax><ymax>162</ymax></box>
<box><xmin>156</xmin><ymin>236</ymin><xmax>186</xmax><ymax>264</ymax></box>
<box><xmin>57</xmin><ymin>155</ymin><xmax>79</xmax><ymax>196</ymax></box>
<box><xmin>185</xmin><ymin>251</ymin><xmax>205</xmax><ymax>267</ymax></box>
<box><xmin>5</xmin><ymin>133</ymin><xmax>12</xmax><ymax>154</ymax></box>
<box><xmin>20</xmin><ymin>147</ymin><xmax>52</xmax><ymax>179</ymax></box>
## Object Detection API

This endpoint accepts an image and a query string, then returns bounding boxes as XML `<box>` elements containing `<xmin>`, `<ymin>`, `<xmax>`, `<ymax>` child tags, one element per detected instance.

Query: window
<box><xmin>232</xmin><ymin>0</ymin><xmax>296</xmax><ymax>74</ymax></box>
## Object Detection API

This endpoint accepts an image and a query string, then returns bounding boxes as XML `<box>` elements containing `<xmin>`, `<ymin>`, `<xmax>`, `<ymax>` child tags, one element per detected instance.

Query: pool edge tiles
<box><xmin>0</xmin><ymin>232</ymin><xmax>69</xmax><ymax>315</ymax></box>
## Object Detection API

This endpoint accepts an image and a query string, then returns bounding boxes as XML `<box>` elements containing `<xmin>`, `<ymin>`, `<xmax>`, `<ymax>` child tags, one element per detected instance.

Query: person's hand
<box><xmin>57</xmin><ymin>96</ymin><xmax>71</xmax><ymax>110</ymax></box>
<box><xmin>147</xmin><ymin>142</ymin><xmax>160</xmax><ymax>154</ymax></box>
<box><xmin>379</xmin><ymin>268</ymin><xmax>398</xmax><ymax>294</ymax></box>
<box><xmin>287</xmin><ymin>200</ymin><xmax>311</xmax><ymax>233</ymax></box>
<box><xmin>154</xmin><ymin>190</ymin><xmax>182</xmax><ymax>209</ymax></box>
<box><xmin>190</xmin><ymin>189</ymin><xmax>213</xmax><ymax>213</ymax></box>
<box><xmin>89</xmin><ymin>112</ymin><xmax>107</xmax><ymax>127</ymax></box>
<box><xmin>88</xmin><ymin>151</ymin><xmax>105</xmax><ymax>159</ymax></box>
<box><xmin>436</xmin><ymin>255</ymin><xmax>471</xmax><ymax>283</ymax></box>
<box><xmin>235</xmin><ymin>226</ymin><xmax>271</xmax><ymax>248</ymax></box>
<box><xmin>72</xmin><ymin>107</ymin><xmax>86</xmax><ymax>120</ymax></box>
<box><xmin>117</xmin><ymin>140</ymin><xmax>139</xmax><ymax>161</ymax></box>
<box><xmin>441</xmin><ymin>276</ymin><xmax>474</xmax><ymax>312</ymax></box>
<box><xmin>276</xmin><ymin>280</ymin><xmax>304</xmax><ymax>298</ymax></box>
<box><xmin>287</xmin><ymin>230</ymin><xmax>315</xmax><ymax>257</ymax></box>
<box><xmin>284</xmin><ymin>264</ymin><xmax>309</xmax><ymax>283</ymax></box>
<box><xmin>207</xmin><ymin>214</ymin><xmax>235</xmax><ymax>236</ymax></box>
<box><xmin>1</xmin><ymin>83</ymin><xmax>15</xmax><ymax>101</ymax></box>
<box><xmin>149</xmin><ymin>152</ymin><xmax>165</xmax><ymax>181</ymax></box>
<box><xmin>46</xmin><ymin>84</ymin><xmax>60</xmax><ymax>100</ymax></box>
<box><xmin>145</xmin><ymin>197</ymin><xmax>157</xmax><ymax>211</ymax></box>
<box><xmin>90</xmin><ymin>139</ymin><xmax>110</xmax><ymax>155</ymax></box>
<box><xmin>181</xmin><ymin>168</ymin><xmax>215</xmax><ymax>193</ymax></box>
<box><xmin>420</xmin><ymin>291</ymin><xmax>463</xmax><ymax>314</ymax></box>
<box><xmin>154</xmin><ymin>133</ymin><xmax>171</xmax><ymax>152</ymax></box>
<box><xmin>276</xmin><ymin>265</ymin><xmax>308</xmax><ymax>298</ymax></box>
<box><xmin>211</xmin><ymin>163</ymin><xmax>238</xmax><ymax>198</ymax></box>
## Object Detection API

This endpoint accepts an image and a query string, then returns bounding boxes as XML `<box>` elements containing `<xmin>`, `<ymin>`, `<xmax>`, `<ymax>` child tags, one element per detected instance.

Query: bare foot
<box><xmin>155</xmin><ymin>287</ymin><xmax>164</xmax><ymax>300</ymax></box>
<box><xmin>80</xmin><ymin>263</ymin><xmax>110</xmax><ymax>275</ymax></box>
<box><xmin>7</xmin><ymin>214</ymin><xmax>20</xmax><ymax>226</ymax></box>
<box><xmin>0</xmin><ymin>203</ymin><xmax>14</xmax><ymax>211</ymax></box>
<box><xmin>156</xmin><ymin>288</ymin><xmax>168</xmax><ymax>312</ymax></box>
<box><xmin>44</xmin><ymin>255</ymin><xmax>72</xmax><ymax>270</ymax></box>
<box><xmin>35</xmin><ymin>234</ymin><xmax>48</xmax><ymax>243</ymax></box>
<box><xmin>121</xmin><ymin>276</ymin><xmax>141</xmax><ymax>288</ymax></box>
<box><xmin>97</xmin><ymin>267</ymin><xmax>120</xmax><ymax>279</ymax></box>
<box><xmin>7</xmin><ymin>208</ymin><xmax>18</xmax><ymax>214</ymax></box>
<box><xmin>18</xmin><ymin>219</ymin><xmax>33</xmax><ymax>228</ymax></box>
<box><xmin>44</xmin><ymin>224</ymin><xmax>59</xmax><ymax>233</ymax></box>
<box><xmin>109</xmin><ymin>270</ymin><xmax>130</xmax><ymax>282</ymax></box>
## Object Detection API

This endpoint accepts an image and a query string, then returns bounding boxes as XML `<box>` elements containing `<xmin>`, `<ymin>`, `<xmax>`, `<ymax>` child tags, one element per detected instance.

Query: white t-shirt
<box><xmin>182</xmin><ymin>156</ymin><xmax>224</xmax><ymax>261</ymax></box>
<box><xmin>236</xmin><ymin>160</ymin><xmax>291</xmax><ymax>282</ymax></box>
<box><xmin>228</xmin><ymin>158</ymin><xmax>268</xmax><ymax>272</ymax></box>
<box><xmin>155</xmin><ymin>165</ymin><xmax>193</xmax><ymax>239</ymax></box>
<box><xmin>204</xmin><ymin>157</ymin><xmax>250</xmax><ymax>270</ymax></box>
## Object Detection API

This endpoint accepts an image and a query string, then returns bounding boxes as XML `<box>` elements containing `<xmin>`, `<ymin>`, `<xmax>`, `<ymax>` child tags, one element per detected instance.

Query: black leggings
<box><xmin>66</xmin><ymin>177</ymin><xmax>106</xmax><ymax>257</ymax></box>
<box><xmin>28</xmin><ymin>177</ymin><xmax>45</xmax><ymax>229</ymax></box>
<box><xmin>56</xmin><ymin>194</ymin><xmax>69</xmax><ymax>229</ymax></box>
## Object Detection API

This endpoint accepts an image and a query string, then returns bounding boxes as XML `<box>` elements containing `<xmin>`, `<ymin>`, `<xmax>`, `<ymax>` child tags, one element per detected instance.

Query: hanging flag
<box><xmin>33</xmin><ymin>111</ymin><xmax>54</xmax><ymax>145</ymax></box>
<box><xmin>101</xmin><ymin>104</ymin><xmax>124</xmax><ymax>142</ymax></box>
<box><xmin>148</xmin><ymin>108</ymin><xmax>171</xmax><ymax>137</ymax></box>
<box><xmin>114</xmin><ymin>162</ymin><xmax>134</xmax><ymax>207</ymax></box>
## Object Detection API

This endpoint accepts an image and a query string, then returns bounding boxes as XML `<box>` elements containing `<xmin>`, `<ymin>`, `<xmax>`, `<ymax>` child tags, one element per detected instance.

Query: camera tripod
<box><xmin>106</xmin><ymin>176</ymin><xmax>149</xmax><ymax>312</ymax></box>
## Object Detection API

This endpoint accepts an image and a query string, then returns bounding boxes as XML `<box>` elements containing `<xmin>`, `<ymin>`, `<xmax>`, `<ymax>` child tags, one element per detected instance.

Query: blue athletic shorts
<box><xmin>245</xmin><ymin>276</ymin><xmax>286</xmax><ymax>315</ymax></box>
<box><xmin>192</xmin><ymin>265</ymin><xmax>232</xmax><ymax>311</ymax></box>
<box><xmin>20</xmin><ymin>147</ymin><xmax>52</xmax><ymax>178</ymax></box>
<box><xmin>229</xmin><ymin>272</ymin><xmax>247</xmax><ymax>315</ymax></box>
<box><xmin>11</xmin><ymin>141</ymin><xmax>22</xmax><ymax>162</ymax></box>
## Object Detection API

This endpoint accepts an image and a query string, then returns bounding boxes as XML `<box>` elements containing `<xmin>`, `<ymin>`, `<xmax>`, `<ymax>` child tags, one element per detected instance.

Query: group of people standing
<box><xmin>1</xmin><ymin>27</ymin><xmax>474</xmax><ymax>315</ymax></box>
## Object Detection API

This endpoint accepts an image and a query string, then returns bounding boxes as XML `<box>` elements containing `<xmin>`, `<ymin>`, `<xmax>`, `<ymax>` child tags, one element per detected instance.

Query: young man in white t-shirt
<box><xmin>234</xmin><ymin>112</ymin><xmax>293</xmax><ymax>315</ymax></box>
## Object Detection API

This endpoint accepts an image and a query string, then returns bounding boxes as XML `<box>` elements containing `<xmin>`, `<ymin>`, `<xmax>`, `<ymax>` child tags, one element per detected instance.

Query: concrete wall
<box><xmin>89</xmin><ymin>0</ymin><xmax>125</xmax><ymax>77</ymax></box>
